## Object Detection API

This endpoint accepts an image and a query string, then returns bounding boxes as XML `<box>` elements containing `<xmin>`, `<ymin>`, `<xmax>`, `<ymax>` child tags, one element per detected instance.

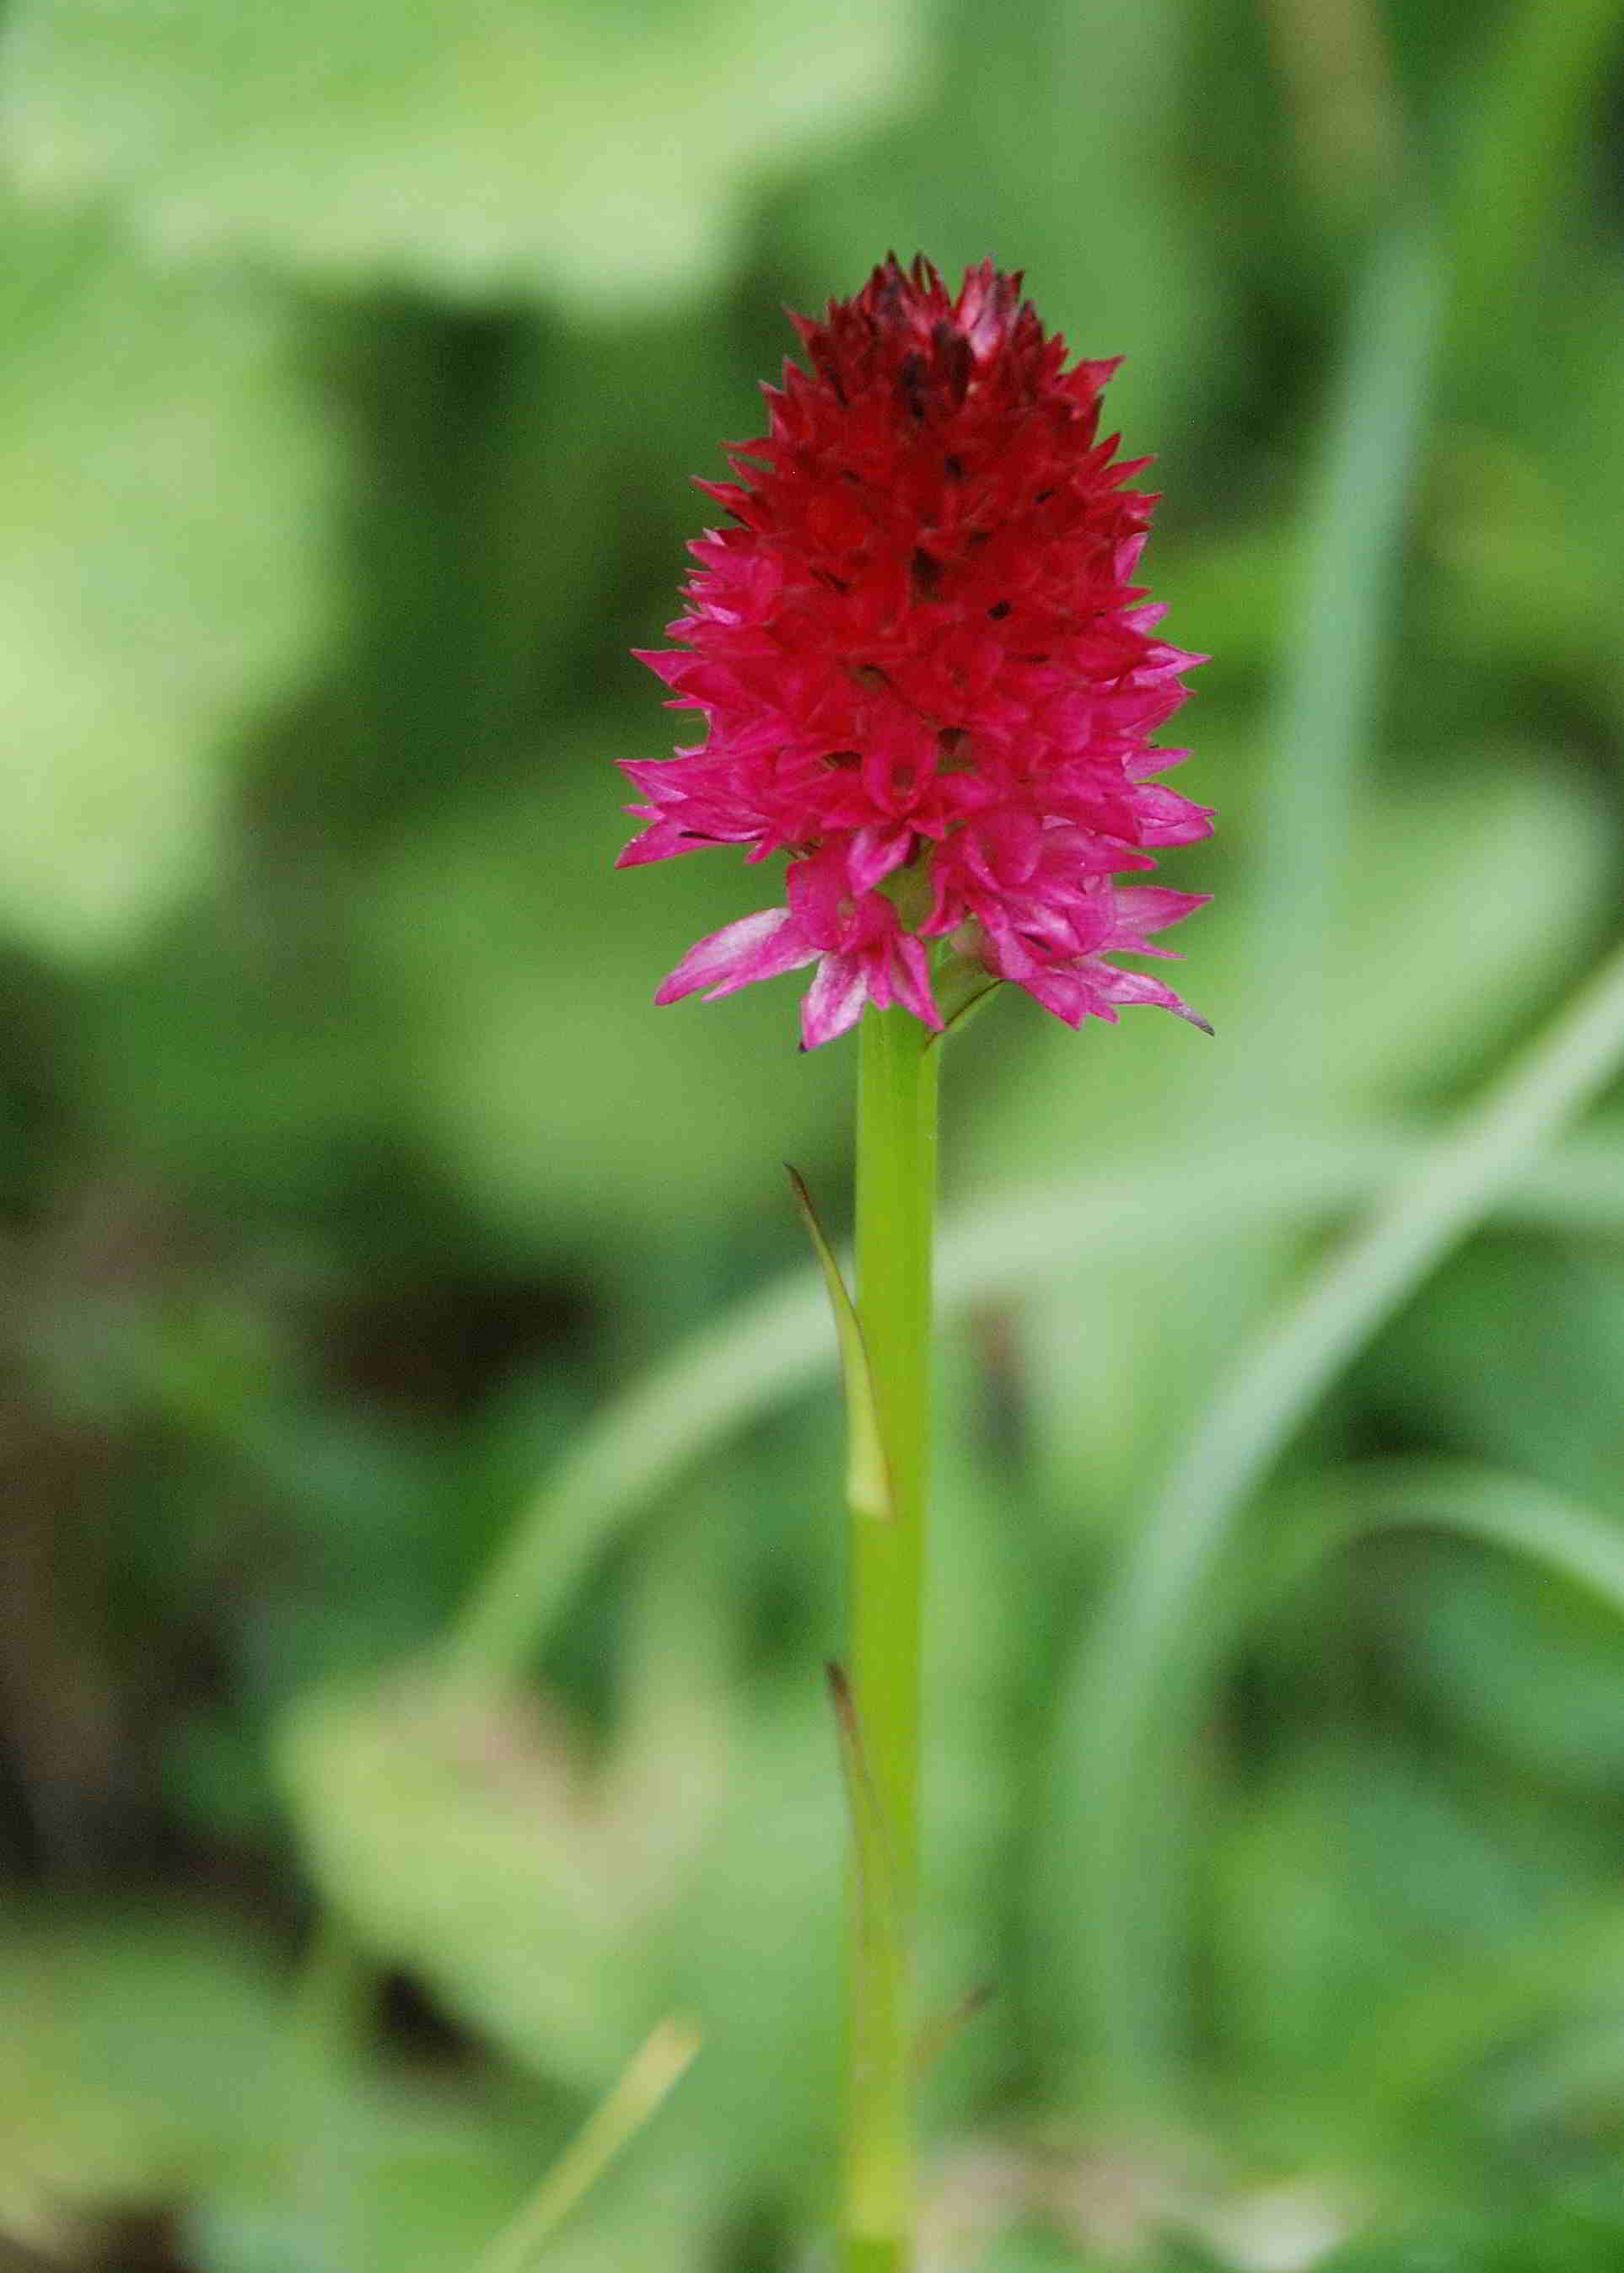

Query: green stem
<box><xmin>842</xmin><ymin>1007</ymin><xmax>938</xmax><ymax>2273</ymax></box>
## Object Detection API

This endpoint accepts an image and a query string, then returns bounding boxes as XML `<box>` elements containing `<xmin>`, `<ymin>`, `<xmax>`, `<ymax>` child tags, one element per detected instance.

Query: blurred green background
<box><xmin>2</xmin><ymin>0</ymin><xmax>1623</xmax><ymax>2267</ymax></box>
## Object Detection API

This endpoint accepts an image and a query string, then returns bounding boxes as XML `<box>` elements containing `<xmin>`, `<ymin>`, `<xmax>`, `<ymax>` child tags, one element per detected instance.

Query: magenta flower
<box><xmin>621</xmin><ymin>255</ymin><xmax>1211</xmax><ymax>1051</ymax></box>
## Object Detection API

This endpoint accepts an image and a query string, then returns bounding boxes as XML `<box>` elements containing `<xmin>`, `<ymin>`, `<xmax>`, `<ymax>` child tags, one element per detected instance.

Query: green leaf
<box><xmin>0</xmin><ymin>201</ymin><xmax>338</xmax><ymax>958</ymax></box>
<box><xmin>1272</xmin><ymin>1458</ymin><xmax>1624</xmax><ymax>1796</ymax></box>
<box><xmin>444</xmin><ymin>1119</ymin><xmax>1624</xmax><ymax>1689</ymax></box>
<box><xmin>0</xmin><ymin>1910</ymin><xmax>289</xmax><ymax>2206</ymax></box>
<box><xmin>192</xmin><ymin>2089</ymin><xmax>547</xmax><ymax>2273</ymax></box>
<box><xmin>0</xmin><ymin>0</ymin><xmax>925</xmax><ymax>312</ymax></box>
<box><xmin>358</xmin><ymin>735</ymin><xmax>846</xmax><ymax>1253</ymax></box>
<box><xmin>1443</xmin><ymin>0</ymin><xmax>1624</xmax><ymax>384</ymax></box>
<box><xmin>787</xmin><ymin>1166</ymin><xmax>892</xmax><ymax>1523</ymax></box>
<box><xmin>955</xmin><ymin>755</ymin><xmax>1614</xmax><ymax>1208</ymax></box>
<box><xmin>278</xmin><ymin>1672</ymin><xmax>663</xmax><ymax>2088</ymax></box>
<box><xmin>1038</xmin><ymin>935</ymin><xmax>1624</xmax><ymax>2115</ymax></box>
<box><xmin>1252</xmin><ymin>220</ymin><xmax>1441</xmax><ymax>1066</ymax></box>
<box><xmin>661</xmin><ymin>1683</ymin><xmax>844</xmax><ymax>2197</ymax></box>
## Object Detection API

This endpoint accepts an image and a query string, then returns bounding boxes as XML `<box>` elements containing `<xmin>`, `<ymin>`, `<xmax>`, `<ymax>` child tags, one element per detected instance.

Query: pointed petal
<box><xmin>632</xmin><ymin>648</ymin><xmax>691</xmax><ymax>687</ymax></box>
<box><xmin>1129</xmin><ymin>787</ymin><xmax>1217</xmax><ymax>846</ymax></box>
<box><xmin>847</xmin><ymin>824</ymin><xmax>915</xmax><ymax>895</ymax></box>
<box><xmin>616</xmin><ymin>819</ymin><xmax>723</xmax><ymax>868</ymax></box>
<box><xmin>1089</xmin><ymin>962</ymin><xmax>1213</xmax><ymax>1032</ymax></box>
<box><xmin>1015</xmin><ymin>965</ymin><xmax>1097</xmax><ymax>1028</ymax></box>
<box><xmin>654</xmin><ymin>908</ymin><xmax>816</xmax><ymax>1006</ymax></box>
<box><xmin>889</xmin><ymin>933</ymin><xmax>944</xmax><ymax>1031</ymax></box>
<box><xmin>801</xmin><ymin>953</ymin><xmax>874</xmax><ymax>1049</ymax></box>
<box><xmin>1109</xmin><ymin>887</ymin><xmax>1212</xmax><ymax>939</ymax></box>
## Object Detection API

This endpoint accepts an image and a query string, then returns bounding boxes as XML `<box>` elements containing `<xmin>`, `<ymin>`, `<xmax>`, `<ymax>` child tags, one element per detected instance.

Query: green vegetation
<box><xmin>0</xmin><ymin>1</ymin><xmax>1621</xmax><ymax>2266</ymax></box>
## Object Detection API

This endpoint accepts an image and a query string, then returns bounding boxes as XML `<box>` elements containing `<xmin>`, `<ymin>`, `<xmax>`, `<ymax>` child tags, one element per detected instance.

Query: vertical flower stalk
<box><xmin>620</xmin><ymin>255</ymin><xmax>1210</xmax><ymax>2270</ymax></box>
<box><xmin>843</xmin><ymin>1004</ymin><xmax>938</xmax><ymax>2270</ymax></box>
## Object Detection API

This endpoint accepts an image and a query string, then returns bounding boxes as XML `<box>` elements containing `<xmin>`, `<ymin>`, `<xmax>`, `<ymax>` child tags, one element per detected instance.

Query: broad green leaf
<box><xmin>358</xmin><ymin>733</ymin><xmax>845</xmax><ymax>1248</ymax></box>
<box><xmin>278</xmin><ymin>1673</ymin><xmax>669</xmax><ymax>2089</ymax></box>
<box><xmin>0</xmin><ymin>202</ymin><xmax>338</xmax><ymax>957</ymax></box>
<box><xmin>0</xmin><ymin>0</ymin><xmax>925</xmax><ymax>312</ymax></box>
<box><xmin>0</xmin><ymin>1909</ymin><xmax>288</xmax><ymax>2206</ymax></box>
<box><xmin>662</xmin><ymin>1682</ymin><xmax>843</xmax><ymax>2197</ymax></box>
<box><xmin>0</xmin><ymin>1905</ymin><xmax>552</xmax><ymax>2270</ymax></box>
<box><xmin>191</xmin><ymin>2086</ymin><xmax>546</xmax><ymax>2273</ymax></box>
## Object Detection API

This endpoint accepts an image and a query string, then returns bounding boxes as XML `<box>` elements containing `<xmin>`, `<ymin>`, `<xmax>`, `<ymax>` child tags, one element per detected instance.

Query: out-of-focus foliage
<box><xmin>0</xmin><ymin>0</ymin><xmax>927</xmax><ymax>308</ymax></box>
<box><xmin>0</xmin><ymin>198</ymin><xmax>340</xmax><ymax>957</ymax></box>
<box><xmin>0</xmin><ymin>1</ymin><xmax>1621</xmax><ymax>2269</ymax></box>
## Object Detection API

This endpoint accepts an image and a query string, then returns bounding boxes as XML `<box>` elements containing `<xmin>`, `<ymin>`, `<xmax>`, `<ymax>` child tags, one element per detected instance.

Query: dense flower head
<box><xmin>621</xmin><ymin>254</ymin><xmax>1212</xmax><ymax>1050</ymax></box>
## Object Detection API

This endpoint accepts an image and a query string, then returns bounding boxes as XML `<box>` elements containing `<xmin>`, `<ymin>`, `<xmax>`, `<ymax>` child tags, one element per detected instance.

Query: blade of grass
<box><xmin>1222</xmin><ymin>1457</ymin><xmax>1624</xmax><ymax>2143</ymax></box>
<box><xmin>1053</xmin><ymin>1453</ymin><xmax>1624</xmax><ymax>2136</ymax></box>
<box><xmin>1445</xmin><ymin>0</ymin><xmax>1624</xmax><ymax>373</ymax></box>
<box><xmin>1261</xmin><ymin>1457</ymin><xmax>1624</xmax><ymax>1632</ymax></box>
<box><xmin>1252</xmin><ymin>217</ymin><xmax>1441</xmax><ymax>1084</ymax></box>
<box><xmin>471</xmin><ymin>2017</ymin><xmax>700</xmax><ymax>2273</ymax></box>
<box><xmin>1041</xmin><ymin>937</ymin><xmax>1624</xmax><ymax>2114</ymax></box>
<box><xmin>1260</xmin><ymin>0</ymin><xmax>1404</xmax><ymax>228</ymax></box>
<box><xmin>438</xmin><ymin>1127</ymin><xmax>1624</xmax><ymax>1694</ymax></box>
